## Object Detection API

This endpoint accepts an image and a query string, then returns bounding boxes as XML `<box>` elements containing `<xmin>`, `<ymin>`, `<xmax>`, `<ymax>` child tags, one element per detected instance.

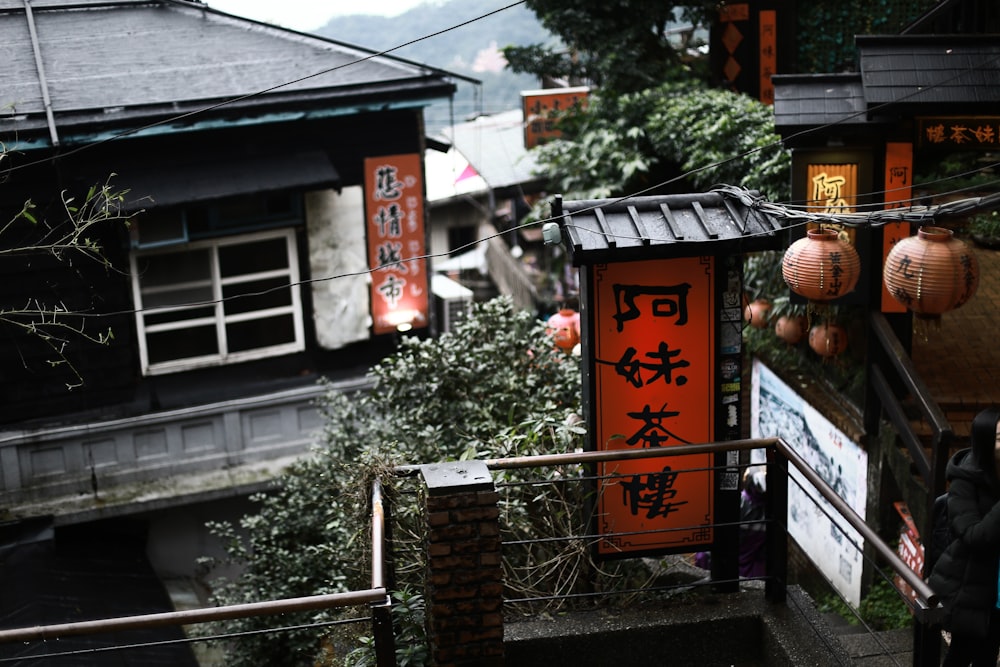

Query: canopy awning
<box><xmin>119</xmin><ymin>150</ymin><xmax>340</xmax><ymax>211</ymax></box>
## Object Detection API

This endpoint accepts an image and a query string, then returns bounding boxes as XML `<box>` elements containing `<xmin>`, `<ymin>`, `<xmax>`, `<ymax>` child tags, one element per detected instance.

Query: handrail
<box><xmin>868</xmin><ymin>311</ymin><xmax>953</xmax><ymax>498</ymax></box>
<box><xmin>0</xmin><ymin>476</ymin><xmax>393</xmax><ymax>647</ymax></box>
<box><xmin>486</xmin><ymin>436</ymin><xmax>940</xmax><ymax>612</ymax></box>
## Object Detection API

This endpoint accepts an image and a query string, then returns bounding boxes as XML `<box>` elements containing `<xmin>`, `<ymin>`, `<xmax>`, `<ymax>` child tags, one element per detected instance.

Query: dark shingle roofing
<box><xmin>0</xmin><ymin>0</ymin><xmax>456</xmax><ymax>144</ymax></box>
<box><xmin>857</xmin><ymin>35</ymin><xmax>1000</xmax><ymax>107</ymax></box>
<box><xmin>556</xmin><ymin>189</ymin><xmax>787</xmax><ymax>265</ymax></box>
<box><xmin>773</xmin><ymin>34</ymin><xmax>1000</xmax><ymax>136</ymax></box>
<box><xmin>772</xmin><ymin>73</ymin><xmax>868</xmax><ymax>130</ymax></box>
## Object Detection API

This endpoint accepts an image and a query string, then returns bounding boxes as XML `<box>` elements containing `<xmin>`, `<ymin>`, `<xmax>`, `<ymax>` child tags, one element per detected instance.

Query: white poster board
<box><xmin>750</xmin><ymin>358</ymin><xmax>867</xmax><ymax>607</ymax></box>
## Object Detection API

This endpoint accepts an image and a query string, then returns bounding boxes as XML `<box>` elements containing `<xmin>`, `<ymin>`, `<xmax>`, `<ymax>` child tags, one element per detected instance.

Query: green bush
<box><xmin>198</xmin><ymin>297</ymin><xmax>594</xmax><ymax>666</ymax></box>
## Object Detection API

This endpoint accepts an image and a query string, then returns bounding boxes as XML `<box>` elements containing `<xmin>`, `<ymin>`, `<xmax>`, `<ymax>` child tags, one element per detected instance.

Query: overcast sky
<box><xmin>206</xmin><ymin>0</ymin><xmax>430</xmax><ymax>32</ymax></box>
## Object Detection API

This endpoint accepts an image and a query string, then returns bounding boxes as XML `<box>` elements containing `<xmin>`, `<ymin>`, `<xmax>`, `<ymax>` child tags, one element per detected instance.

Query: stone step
<box><xmin>822</xmin><ymin>613</ymin><xmax>919</xmax><ymax>665</ymax></box>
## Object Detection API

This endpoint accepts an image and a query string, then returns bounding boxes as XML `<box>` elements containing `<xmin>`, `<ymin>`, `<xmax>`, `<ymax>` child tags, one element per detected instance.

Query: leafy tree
<box><xmin>503</xmin><ymin>0</ymin><xmax>716</xmax><ymax>94</ymax></box>
<box><xmin>530</xmin><ymin>81</ymin><xmax>791</xmax><ymax>205</ymax></box>
<box><xmin>201</xmin><ymin>298</ymin><xmax>596</xmax><ymax>666</ymax></box>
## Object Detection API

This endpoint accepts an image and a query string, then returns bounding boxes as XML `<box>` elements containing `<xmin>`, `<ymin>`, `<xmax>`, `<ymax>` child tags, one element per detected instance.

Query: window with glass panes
<box><xmin>131</xmin><ymin>228</ymin><xmax>304</xmax><ymax>374</ymax></box>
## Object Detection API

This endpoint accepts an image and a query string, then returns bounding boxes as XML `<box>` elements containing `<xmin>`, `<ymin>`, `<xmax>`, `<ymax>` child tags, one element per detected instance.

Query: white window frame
<box><xmin>130</xmin><ymin>228</ymin><xmax>305</xmax><ymax>375</ymax></box>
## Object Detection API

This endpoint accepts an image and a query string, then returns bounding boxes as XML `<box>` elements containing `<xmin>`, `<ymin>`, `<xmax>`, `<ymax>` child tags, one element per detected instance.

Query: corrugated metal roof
<box><xmin>858</xmin><ymin>35</ymin><xmax>1000</xmax><ymax>107</ymax></box>
<box><xmin>0</xmin><ymin>0</ymin><xmax>455</xmax><ymax>142</ymax></box>
<box><xmin>443</xmin><ymin>110</ymin><xmax>543</xmax><ymax>194</ymax></box>
<box><xmin>556</xmin><ymin>189</ymin><xmax>787</xmax><ymax>265</ymax></box>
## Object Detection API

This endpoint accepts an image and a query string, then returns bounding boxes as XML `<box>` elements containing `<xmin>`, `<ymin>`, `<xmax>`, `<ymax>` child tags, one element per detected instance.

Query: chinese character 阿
<box><xmin>812</xmin><ymin>172</ymin><xmax>850</xmax><ymax>212</ymax></box>
<box><xmin>620</xmin><ymin>466</ymin><xmax>689</xmax><ymax>519</ymax></box>
<box><xmin>612</xmin><ymin>283</ymin><xmax>691</xmax><ymax>332</ymax></box>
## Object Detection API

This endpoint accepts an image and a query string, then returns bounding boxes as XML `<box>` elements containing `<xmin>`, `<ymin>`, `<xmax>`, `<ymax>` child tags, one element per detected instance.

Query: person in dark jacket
<box><xmin>929</xmin><ymin>407</ymin><xmax>1000</xmax><ymax>666</ymax></box>
<box><xmin>739</xmin><ymin>465</ymin><xmax>767</xmax><ymax>578</ymax></box>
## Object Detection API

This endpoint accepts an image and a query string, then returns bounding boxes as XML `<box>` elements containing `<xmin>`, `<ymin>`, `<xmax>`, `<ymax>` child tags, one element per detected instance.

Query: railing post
<box><xmin>765</xmin><ymin>449</ymin><xmax>788</xmax><ymax>603</ymax></box>
<box><xmin>912</xmin><ymin>608</ymin><xmax>942</xmax><ymax>667</ymax></box>
<box><xmin>371</xmin><ymin>478</ymin><xmax>396</xmax><ymax>666</ymax></box>
<box><xmin>419</xmin><ymin>461</ymin><xmax>504</xmax><ymax>666</ymax></box>
<box><xmin>372</xmin><ymin>598</ymin><xmax>395</xmax><ymax>667</ymax></box>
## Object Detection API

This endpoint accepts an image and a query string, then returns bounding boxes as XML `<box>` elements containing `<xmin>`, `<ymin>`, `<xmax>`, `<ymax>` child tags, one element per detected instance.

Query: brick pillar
<box><xmin>420</xmin><ymin>461</ymin><xmax>504</xmax><ymax>666</ymax></box>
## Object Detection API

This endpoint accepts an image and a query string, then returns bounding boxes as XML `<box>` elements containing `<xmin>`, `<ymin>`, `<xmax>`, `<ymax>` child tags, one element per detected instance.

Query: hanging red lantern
<box><xmin>746</xmin><ymin>298</ymin><xmax>771</xmax><ymax>329</ymax></box>
<box><xmin>883</xmin><ymin>226</ymin><xmax>979</xmax><ymax>319</ymax></box>
<box><xmin>808</xmin><ymin>321</ymin><xmax>848</xmax><ymax>357</ymax></box>
<box><xmin>781</xmin><ymin>228</ymin><xmax>861</xmax><ymax>302</ymax></box>
<box><xmin>775</xmin><ymin>314</ymin><xmax>806</xmax><ymax>345</ymax></box>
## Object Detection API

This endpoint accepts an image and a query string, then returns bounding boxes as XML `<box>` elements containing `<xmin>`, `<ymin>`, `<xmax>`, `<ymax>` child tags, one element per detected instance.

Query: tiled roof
<box><xmin>556</xmin><ymin>189</ymin><xmax>787</xmax><ymax>265</ymax></box>
<box><xmin>772</xmin><ymin>73</ymin><xmax>868</xmax><ymax>130</ymax></box>
<box><xmin>858</xmin><ymin>35</ymin><xmax>1000</xmax><ymax>107</ymax></box>
<box><xmin>0</xmin><ymin>0</ymin><xmax>455</xmax><ymax>143</ymax></box>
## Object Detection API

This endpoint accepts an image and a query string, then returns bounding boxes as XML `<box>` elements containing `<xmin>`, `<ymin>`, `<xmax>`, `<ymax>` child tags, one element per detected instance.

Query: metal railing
<box><xmin>866</xmin><ymin>311</ymin><xmax>953</xmax><ymax>513</ymax></box>
<box><xmin>0</xmin><ymin>437</ymin><xmax>946</xmax><ymax>666</ymax></box>
<box><xmin>487</xmin><ymin>437</ymin><xmax>942</xmax><ymax>665</ymax></box>
<box><xmin>0</xmin><ymin>480</ymin><xmax>394</xmax><ymax>666</ymax></box>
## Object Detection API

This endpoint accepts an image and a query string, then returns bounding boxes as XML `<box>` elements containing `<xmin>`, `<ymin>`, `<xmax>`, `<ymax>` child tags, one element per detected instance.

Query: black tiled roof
<box><xmin>555</xmin><ymin>189</ymin><xmax>787</xmax><ymax>265</ymax></box>
<box><xmin>772</xmin><ymin>73</ymin><xmax>868</xmax><ymax>130</ymax></box>
<box><xmin>0</xmin><ymin>0</ymin><xmax>456</xmax><ymax>142</ymax></box>
<box><xmin>858</xmin><ymin>35</ymin><xmax>1000</xmax><ymax>107</ymax></box>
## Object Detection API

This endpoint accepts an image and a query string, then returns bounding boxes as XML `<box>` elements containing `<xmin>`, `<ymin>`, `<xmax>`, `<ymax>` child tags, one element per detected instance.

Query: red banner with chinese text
<box><xmin>521</xmin><ymin>88</ymin><xmax>589</xmax><ymax>149</ymax></box>
<box><xmin>592</xmin><ymin>257</ymin><xmax>716</xmax><ymax>557</ymax></box>
<box><xmin>363</xmin><ymin>154</ymin><xmax>429</xmax><ymax>335</ymax></box>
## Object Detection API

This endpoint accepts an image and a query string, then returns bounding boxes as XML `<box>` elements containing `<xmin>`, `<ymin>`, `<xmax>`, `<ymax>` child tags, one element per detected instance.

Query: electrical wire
<box><xmin>0</xmin><ymin>0</ymin><xmax>523</xmax><ymax>176</ymax></box>
<box><xmin>4</xmin><ymin>4</ymin><xmax>1000</xmax><ymax>323</ymax></box>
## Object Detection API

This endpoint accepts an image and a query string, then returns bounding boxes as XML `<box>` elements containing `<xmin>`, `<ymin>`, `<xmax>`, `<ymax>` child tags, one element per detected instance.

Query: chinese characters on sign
<box><xmin>758</xmin><ymin>10</ymin><xmax>776</xmax><ymax>106</ymax></box>
<box><xmin>881</xmin><ymin>142</ymin><xmax>913</xmax><ymax>313</ymax></box>
<box><xmin>521</xmin><ymin>88</ymin><xmax>589</xmax><ymax>149</ymax></box>
<box><xmin>593</xmin><ymin>257</ymin><xmax>716</xmax><ymax>556</ymax></box>
<box><xmin>363</xmin><ymin>154</ymin><xmax>428</xmax><ymax>335</ymax></box>
<box><xmin>918</xmin><ymin>117</ymin><xmax>1000</xmax><ymax>149</ymax></box>
<box><xmin>806</xmin><ymin>163</ymin><xmax>858</xmax><ymax>244</ymax></box>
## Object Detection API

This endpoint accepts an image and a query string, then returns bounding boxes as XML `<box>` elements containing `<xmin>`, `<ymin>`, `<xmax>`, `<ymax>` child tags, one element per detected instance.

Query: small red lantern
<box><xmin>782</xmin><ymin>228</ymin><xmax>861</xmax><ymax>302</ymax></box>
<box><xmin>883</xmin><ymin>226</ymin><xmax>979</xmax><ymax>319</ymax></box>
<box><xmin>746</xmin><ymin>298</ymin><xmax>771</xmax><ymax>329</ymax></box>
<box><xmin>808</xmin><ymin>321</ymin><xmax>848</xmax><ymax>357</ymax></box>
<box><xmin>775</xmin><ymin>314</ymin><xmax>806</xmax><ymax>345</ymax></box>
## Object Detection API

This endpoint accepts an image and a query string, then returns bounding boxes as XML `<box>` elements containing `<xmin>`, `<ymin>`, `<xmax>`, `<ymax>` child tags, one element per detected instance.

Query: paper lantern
<box><xmin>808</xmin><ymin>321</ymin><xmax>848</xmax><ymax>357</ymax></box>
<box><xmin>775</xmin><ymin>314</ymin><xmax>806</xmax><ymax>345</ymax></box>
<box><xmin>746</xmin><ymin>299</ymin><xmax>771</xmax><ymax>329</ymax></box>
<box><xmin>883</xmin><ymin>226</ymin><xmax>979</xmax><ymax>318</ymax></box>
<box><xmin>782</xmin><ymin>228</ymin><xmax>861</xmax><ymax>302</ymax></box>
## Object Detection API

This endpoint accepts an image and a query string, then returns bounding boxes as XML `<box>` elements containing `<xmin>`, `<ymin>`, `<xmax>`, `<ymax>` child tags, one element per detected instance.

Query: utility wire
<box><xmin>0</xmin><ymin>0</ymin><xmax>523</xmax><ymax>175</ymax></box>
<box><xmin>6</xmin><ymin>4</ymin><xmax>1000</xmax><ymax>325</ymax></box>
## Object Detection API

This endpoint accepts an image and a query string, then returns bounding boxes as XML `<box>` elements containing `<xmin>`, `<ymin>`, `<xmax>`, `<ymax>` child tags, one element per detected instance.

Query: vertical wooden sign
<box><xmin>591</xmin><ymin>256</ymin><xmax>716</xmax><ymax>557</ymax></box>
<box><xmin>759</xmin><ymin>10</ymin><xmax>777</xmax><ymax>106</ymax></box>
<box><xmin>364</xmin><ymin>153</ymin><xmax>429</xmax><ymax>334</ymax></box>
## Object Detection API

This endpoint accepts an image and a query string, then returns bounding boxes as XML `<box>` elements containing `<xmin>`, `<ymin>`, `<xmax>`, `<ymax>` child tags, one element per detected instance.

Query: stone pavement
<box><xmin>911</xmin><ymin>241</ymin><xmax>1000</xmax><ymax>438</ymax></box>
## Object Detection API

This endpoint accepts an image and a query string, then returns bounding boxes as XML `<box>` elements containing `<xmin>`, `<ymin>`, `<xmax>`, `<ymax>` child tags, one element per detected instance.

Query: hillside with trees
<box><xmin>316</xmin><ymin>1</ymin><xmax>556</xmax><ymax>134</ymax></box>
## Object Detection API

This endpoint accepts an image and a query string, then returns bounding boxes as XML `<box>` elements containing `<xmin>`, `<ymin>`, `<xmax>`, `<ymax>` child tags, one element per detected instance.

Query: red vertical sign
<box><xmin>759</xmin><ymin>10</ymin><xmax>777</xmax><ymax>106</ymax></box>
<box><xmin>592</xmin><ymin>257</ymin><xmax>716</xmax><ymax>557</ymax></box>
<box><xmin>364</xmin><ymin>153</ymin><xmax>429</xmax><ymax>334</ymax></box>
<box><xmin>882</xmin><ymin>142</ymin><xmax>913</xmax><ymax>313</ymax></box>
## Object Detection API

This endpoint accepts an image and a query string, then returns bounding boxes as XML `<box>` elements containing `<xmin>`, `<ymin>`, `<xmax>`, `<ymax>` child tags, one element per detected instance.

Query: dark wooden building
<box><xmin>0</xmin><ymin>0</ymin><xmax>456</xmax><ymax>429</ymax></box>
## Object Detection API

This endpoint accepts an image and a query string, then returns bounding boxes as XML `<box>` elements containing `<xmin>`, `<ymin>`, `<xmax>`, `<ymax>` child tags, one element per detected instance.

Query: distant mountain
<box><xmin>315</xmin><ymin>1</ymin><xmax>557</xmax><ymax>135</ymax></box>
